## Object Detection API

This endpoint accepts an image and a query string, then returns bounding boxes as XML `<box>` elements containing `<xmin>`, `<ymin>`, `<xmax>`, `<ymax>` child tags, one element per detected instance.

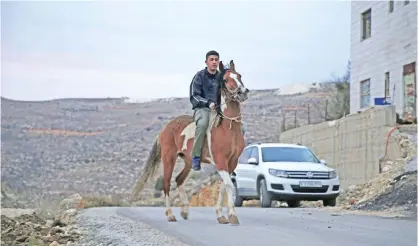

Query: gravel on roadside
<box><xmin>76</xmin><ymin>207</ymin><xmax>190</xmax><ymax>246</ymax></box>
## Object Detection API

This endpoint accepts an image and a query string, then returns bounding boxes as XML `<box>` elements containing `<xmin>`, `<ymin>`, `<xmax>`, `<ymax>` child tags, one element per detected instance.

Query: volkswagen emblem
<box><xmin>306</xmin><ymin>171</ymin><xmax>314</xmax><ymax>178</ymax></box>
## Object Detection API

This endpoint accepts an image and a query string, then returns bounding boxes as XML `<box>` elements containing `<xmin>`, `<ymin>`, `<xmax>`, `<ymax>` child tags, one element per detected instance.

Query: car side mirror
<box><xmin>320</xmin><ymin>159</ymin><xmax>327</xmax><ymax>165</ymax></box>
<box><xmin>248</xmin><ymin>157</ymin><xmax>258</xmax><ymax>165</ymax></box>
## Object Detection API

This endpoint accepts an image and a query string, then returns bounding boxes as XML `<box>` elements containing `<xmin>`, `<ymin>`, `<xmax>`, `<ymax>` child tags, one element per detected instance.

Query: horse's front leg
<box><xmin>215</xmin><ymin>182</ymin><xmax>229</xmax><ymax>224</ymax></box>
<box><xmin>218</xmin><ymin>169</ymin><xmax>240</xmax><ymax>225</ymax></box>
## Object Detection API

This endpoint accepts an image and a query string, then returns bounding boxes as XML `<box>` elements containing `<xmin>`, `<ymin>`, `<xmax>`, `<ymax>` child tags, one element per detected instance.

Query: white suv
<box><xmin>231</xmin><ymin>143</ymin><xmax>340</xmax><ymax>208</ymax></box>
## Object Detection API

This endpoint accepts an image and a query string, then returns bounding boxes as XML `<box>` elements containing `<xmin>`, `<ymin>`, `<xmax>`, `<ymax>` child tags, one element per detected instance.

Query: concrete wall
<box><xmin>279</xmin><ymin>106</ymin><xmax>401</xmax><ymax>189</ymax></box>
<box><xmin>349</xmin><ymin>1</ymin><xmax>417</xmax><ymax>115</ymax></box>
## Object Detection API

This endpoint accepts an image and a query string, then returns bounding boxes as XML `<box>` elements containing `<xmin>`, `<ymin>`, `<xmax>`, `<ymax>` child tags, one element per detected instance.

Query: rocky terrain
<box><xmin>344</xmin><ymin>126</ymin><xmax>417</xmax><ymax>219</ymax></box>
<box><xmin>1</xmin><ymin>83</ymin><xmax>336</xmax><ymax>210</ymax></box>
<box><xmin>1</xmin><ymin>194</ymin><xmax>86</xmax><ymax>246</ymax></box>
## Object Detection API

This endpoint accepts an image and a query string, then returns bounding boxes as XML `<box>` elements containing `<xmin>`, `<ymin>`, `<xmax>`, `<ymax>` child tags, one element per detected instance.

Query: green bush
<box><xmin>154</xmin><ymin>176</ymin><xmax>164</xmax><ymax>191</ymax></box>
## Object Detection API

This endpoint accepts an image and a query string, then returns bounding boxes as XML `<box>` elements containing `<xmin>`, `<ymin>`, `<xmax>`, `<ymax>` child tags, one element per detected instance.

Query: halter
<box><xmin>219</xmin><ymin>89</ymin><xmax>243</xmax><ymax>129</ymax></box>
<box><xmin>213</xmin><ymin>73</ymin><xmax>244</xmax><ymax>129</ymax></box>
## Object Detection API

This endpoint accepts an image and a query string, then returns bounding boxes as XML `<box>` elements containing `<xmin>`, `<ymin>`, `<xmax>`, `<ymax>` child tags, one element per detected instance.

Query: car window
<box><xmin>249</xmin><ymin>147</ymin><xmax>259</xmax><ymax>162</ymax></box>
<box><xmin>238</xmin><ymin>149</ymin><xmax>248</xmax><ymax>164</ymax></box>
<box><xmin>260</xmin><ymin>146</ymin><xmax>320</xmax><ymax>163</ymax></box>
<box><xmin>246</xmin><ymin>147</ymin><xmax>255</xmax><ymax>163</ymax></box>
<box><xmin>239</xmin><ymin>147</ymin><xmax>252</xmax><ymax>164</ymax></box>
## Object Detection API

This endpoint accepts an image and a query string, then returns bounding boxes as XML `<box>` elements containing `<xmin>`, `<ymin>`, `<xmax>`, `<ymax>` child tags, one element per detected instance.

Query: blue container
<box><xmin>374</xmin><ymin>97</ymin><xmax>391</xmax><ymax>105</ymax></box>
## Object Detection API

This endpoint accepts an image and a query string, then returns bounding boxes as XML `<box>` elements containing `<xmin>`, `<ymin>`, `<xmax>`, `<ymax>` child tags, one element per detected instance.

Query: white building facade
<box><xmin>349</xmin><ymin>0</ymin><xmax>417</xmax><ymax>120</ymax></box>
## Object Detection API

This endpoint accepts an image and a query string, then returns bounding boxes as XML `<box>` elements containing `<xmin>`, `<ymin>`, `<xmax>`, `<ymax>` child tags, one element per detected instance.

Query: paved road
<box><xmin>79</xmin><ymin>207</ymin><xmax>417</xmax><ymax>246</ymax></box>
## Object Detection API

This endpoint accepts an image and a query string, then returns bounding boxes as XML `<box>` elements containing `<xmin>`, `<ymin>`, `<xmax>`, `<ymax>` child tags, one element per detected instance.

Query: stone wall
<box><xmin>279</xmin><ymin>105</ymin><xmax>402</xmax><ymax>189</ymax></box>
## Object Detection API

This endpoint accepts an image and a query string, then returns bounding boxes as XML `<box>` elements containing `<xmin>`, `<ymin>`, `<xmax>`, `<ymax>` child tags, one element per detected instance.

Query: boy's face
<box><xmin>205</xmin><ymin>55</ymin><xmax>220</xmax><ymax>71</ymax></box>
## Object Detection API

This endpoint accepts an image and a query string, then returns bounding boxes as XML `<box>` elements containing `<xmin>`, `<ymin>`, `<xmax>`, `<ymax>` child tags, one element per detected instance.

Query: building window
<box><xmin>405</xmin><ymin>0</ymin><xmax>410</xmax><ymax>5</ymax></box>
<box><xmin>361</xmin><ymin>9</ymin><xmax>372</xmax><ymax>40</ymax></box>
<box><xmin>389</xmin><ymin>0</ymin><xmax>394</xmax><ymax>12</ymax></box>
<box><xmin>360</xmin><ymin>79</ymin><xmax>371</xmax><ymax>108</ymax></box>
<box><xmin>385</xmin><ymin>72</ymin><xmax>390</xmax><ymax>98</ymax></box>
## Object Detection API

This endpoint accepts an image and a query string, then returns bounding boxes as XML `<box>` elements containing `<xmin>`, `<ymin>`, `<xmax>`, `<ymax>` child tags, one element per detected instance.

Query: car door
<box><xmin>246</xmin><ymin>147</ymin><xmax>260</xmax><ymax>193</ymax></box>
<box><xmin>236</xmin><ymin>147</ymin><xmax>257</xmax><ymax>196</ymax></box>
<box><xmin>235</xmin><ymin>147</ymin><xmax>251</xmax><ymax>192</ymax></box>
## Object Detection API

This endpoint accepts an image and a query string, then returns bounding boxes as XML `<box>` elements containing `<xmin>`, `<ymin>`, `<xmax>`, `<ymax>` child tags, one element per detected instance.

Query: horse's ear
<box><xmin>230</xmin><ymin>60</ymin><xmax>235</xmax><ymax>71</ymax></box>
<box><xmin>219</xmin><ymin>61</ymin><xmax>224</xmax><ymax>73</ymax></box>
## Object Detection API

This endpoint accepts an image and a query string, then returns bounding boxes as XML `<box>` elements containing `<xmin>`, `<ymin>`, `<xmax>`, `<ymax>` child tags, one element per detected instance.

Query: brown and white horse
<box><xmin>131</xmin><ymin>60</ymin><xmax>249</xmax><ymax>225</ymax></box>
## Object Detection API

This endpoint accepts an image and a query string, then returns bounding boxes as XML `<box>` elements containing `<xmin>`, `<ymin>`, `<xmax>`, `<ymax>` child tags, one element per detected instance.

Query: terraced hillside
<box><xmin>1</xmin><ymin>83</ymin><xmax>338</xmax><ymax>208</ymax></box>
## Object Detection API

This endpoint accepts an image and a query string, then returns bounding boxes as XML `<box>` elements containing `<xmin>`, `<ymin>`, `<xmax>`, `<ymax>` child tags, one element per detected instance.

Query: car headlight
<box><xmin>268</xmin><ymin>169</ymin><xmax>288</xmax><ymax>178</ymax></box>
<box><xmin>329</xmin><ymin>170</ymin><xmax>337</xmax><ymax>179</ymax></box>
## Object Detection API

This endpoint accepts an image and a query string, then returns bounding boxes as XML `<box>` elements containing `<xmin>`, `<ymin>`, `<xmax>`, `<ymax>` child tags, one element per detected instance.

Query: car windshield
<box><xmin>261</xmin><ymin>146</ymin><xmax>320</xmax><ymax>163</ymax></box>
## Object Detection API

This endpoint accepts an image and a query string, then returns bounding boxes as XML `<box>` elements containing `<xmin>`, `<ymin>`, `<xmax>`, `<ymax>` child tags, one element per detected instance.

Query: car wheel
<box><xmin>286</xmin><ymin>200</ymin><xmax>301</xmax><ymax>208</ymax></box>
<box><xmin>323</xmin><ymin>198</ymin><xmax>336</xmax><ymax>207</ymax></box>
<box><xmin>259</xmin><ymin>179</ymin><xmax>272</xmax><ymax>208</ymax></box>
<box><xmin>233</xmin><ymin>181</ymin><xmax>243</xmax><ymax>207</ymax></box>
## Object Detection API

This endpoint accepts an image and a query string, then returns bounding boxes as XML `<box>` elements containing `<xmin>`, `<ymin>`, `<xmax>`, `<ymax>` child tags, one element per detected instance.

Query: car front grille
<box><xmin>291</xmin><ymin>185</ymin><xmax>329</xmax><ymax>193</ymax></box>
<box><xmin>287</xmin><ymin>171</ymin><xmax>330</xmax><ymax>179</ymax></box>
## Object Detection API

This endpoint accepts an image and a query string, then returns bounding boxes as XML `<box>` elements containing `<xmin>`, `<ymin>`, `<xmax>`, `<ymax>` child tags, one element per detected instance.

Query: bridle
<box><xmin>214</xmin><ymin>72</ymin><xmax>245</xmax><ymax>129</ymax></box>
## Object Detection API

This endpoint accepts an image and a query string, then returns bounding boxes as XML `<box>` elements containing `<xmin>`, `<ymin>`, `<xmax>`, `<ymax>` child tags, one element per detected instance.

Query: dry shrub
<box><xmin>83</xmin><ymin>195</ymin><xmax>128</xmax><ymax>208</ymax></box>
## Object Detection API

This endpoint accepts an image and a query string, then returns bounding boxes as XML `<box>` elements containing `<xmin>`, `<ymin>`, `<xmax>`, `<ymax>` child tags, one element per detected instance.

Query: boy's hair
<box><xmin>205</xmin><ymin>50</ymin><xmax>219</xmax><ymax>60</ymax></box>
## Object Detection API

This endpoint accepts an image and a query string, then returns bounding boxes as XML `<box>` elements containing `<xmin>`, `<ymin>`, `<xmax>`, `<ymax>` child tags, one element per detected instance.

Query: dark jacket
<box><xmin>189</xmin><ymin>68</ymin><xmax>219</xmax><ymax>110</ymax></box>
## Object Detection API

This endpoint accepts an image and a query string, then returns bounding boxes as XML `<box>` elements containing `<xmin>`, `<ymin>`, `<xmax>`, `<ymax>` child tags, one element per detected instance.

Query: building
<box><xmin>349</xmin><ymin>0</ymin><xmax>417</xmax><ymax>120</ymax></box>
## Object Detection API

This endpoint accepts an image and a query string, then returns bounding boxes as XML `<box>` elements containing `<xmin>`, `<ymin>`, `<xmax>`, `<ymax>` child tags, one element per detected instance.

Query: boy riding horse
<box><xmin>132</xmin><ymin>51</ymin><xmax>249</xmax><ymax>224</ymax></box>
<box><xmin>189</xmin><ymin>50</ymin><xmax>222</xmax><ymax>171</ymax></box>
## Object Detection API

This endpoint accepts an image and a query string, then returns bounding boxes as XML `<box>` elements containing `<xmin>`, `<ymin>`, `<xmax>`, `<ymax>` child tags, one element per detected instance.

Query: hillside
<box><xmin>1</xmin><ymin>83</ymin><xmax>337</xmax><ymax>208</ymax></box>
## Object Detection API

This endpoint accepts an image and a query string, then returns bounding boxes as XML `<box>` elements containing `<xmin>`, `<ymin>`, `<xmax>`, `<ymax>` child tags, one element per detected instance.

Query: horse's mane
<box><xmin>215</xmin><ymin>70</ymin><xmax>226</xmax><ymax>117</ymax></box>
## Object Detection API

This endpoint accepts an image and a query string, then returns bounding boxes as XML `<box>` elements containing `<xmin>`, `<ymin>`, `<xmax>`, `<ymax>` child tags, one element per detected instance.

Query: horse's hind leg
<box><xmin>175</xmin><ymin>155</ymin><xmax>192</xmax><ymax>220</ymax></box>
<box><xmin>162</xmin><ymin>151</ymin><xmax>177</xmax><ymax>222</ymax></box>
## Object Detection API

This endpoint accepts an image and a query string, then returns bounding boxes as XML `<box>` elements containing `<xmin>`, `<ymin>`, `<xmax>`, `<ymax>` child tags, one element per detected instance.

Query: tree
<box><xmin>324</xmin><ymin>61</ymin><xmax>351</xmax><ymax>120</ymax></box>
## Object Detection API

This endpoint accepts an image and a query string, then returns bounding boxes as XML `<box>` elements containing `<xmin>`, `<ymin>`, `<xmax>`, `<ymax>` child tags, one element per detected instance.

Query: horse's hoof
<box><xmin>167</xmin><ymin>215</ymin><xmax>177</xmax><ymax>222</ymax></box>
<box><xmin>217</xmin><ymin>216</ymin><xmax>229</xmax><ymax>224</ymax></box>
<box><xmin>181</xmin><ymin>211</ymin><xmax>188</xmax><ymax>220</ymax></box>
<box><xmin>228</xmin><ymin>215</ymin><xmax>240</xmax><ymax>225</ymax></box>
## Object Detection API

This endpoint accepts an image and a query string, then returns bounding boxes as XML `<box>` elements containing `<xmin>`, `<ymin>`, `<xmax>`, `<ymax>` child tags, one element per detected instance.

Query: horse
<box><xmin>131</xmin><ymin>60</ymin><xmax>249</xmax><ymax>225</ymax></box>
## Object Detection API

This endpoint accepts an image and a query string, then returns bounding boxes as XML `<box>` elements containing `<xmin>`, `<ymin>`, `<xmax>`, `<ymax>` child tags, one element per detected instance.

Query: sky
<box><xmin>1</xmin><ymin>0</ymin><xmax>351</xmax><ymax>101</ymax></box>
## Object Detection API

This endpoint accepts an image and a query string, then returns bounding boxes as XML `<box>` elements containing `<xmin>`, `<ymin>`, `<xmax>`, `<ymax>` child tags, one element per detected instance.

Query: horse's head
<box><xmin>218</xmin><ymin>60</ymin><xmax>249</xmax><ymax>103</ymax></box>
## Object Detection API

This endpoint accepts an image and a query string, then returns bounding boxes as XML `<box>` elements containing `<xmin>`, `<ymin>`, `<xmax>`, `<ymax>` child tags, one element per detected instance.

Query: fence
<box><xmin>279</xmin><ymin>96</ymin><xmax>342</xmax><ymax>132</ymax></box>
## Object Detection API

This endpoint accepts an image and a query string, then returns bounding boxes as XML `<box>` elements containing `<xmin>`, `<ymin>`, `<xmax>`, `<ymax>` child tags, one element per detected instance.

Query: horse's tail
<box><xmin>130</xmin><ymin>136</ymin><xmax>161</xmax><ymax>202</ymax></box>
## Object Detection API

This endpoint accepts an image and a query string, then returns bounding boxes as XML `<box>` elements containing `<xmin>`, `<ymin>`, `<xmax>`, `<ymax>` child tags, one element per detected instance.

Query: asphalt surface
<box><xmin>79</xmin><ymin>207</ymin><xmax>417</xmax><ymax>246</ymax></box>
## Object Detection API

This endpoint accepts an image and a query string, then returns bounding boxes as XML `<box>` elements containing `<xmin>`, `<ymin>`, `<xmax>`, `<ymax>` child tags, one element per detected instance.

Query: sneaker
<box><xmin>192</xmin><ymin>156</ymin><xmax>201</xmax><ymax>171</ymax></box>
